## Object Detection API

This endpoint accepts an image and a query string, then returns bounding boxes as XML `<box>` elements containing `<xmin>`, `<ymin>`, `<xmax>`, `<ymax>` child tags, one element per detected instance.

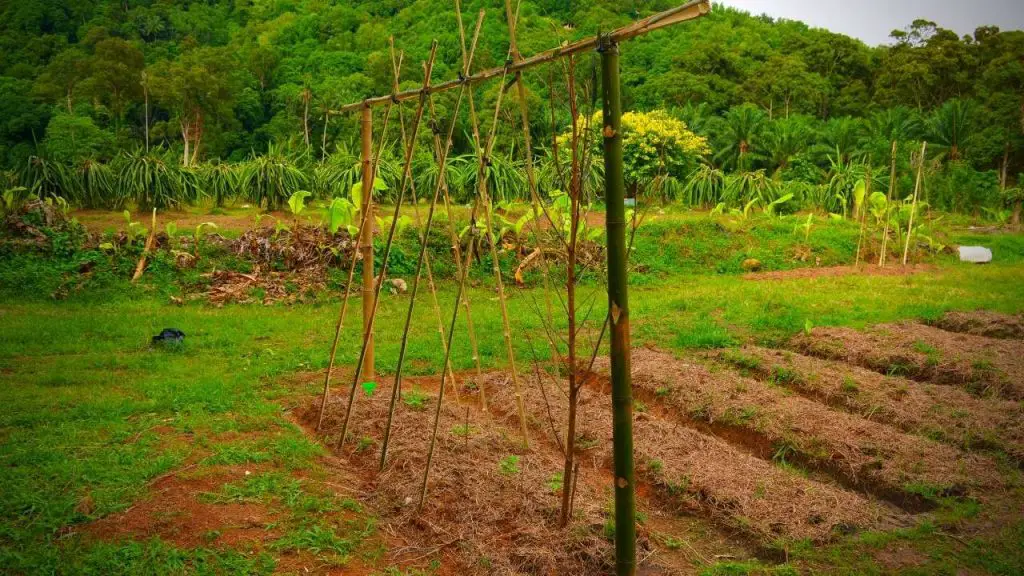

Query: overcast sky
<box><xmin>715</xmin><ymin>0</ymin><xmax>1024</xmax><ymax>46</ymax></box>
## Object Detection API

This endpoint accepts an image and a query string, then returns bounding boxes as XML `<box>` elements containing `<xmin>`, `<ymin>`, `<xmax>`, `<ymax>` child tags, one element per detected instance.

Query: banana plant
<box><xmin>123</xmin><ymin>210</ymin><xmax>147</xmax><ymax>244</ymax></box>
<box><xmin>325</xmin><ymin>197</ymin><xmax>358</xmax><ymax>236</ymax></box>
<box><xmin>287</xmin><ymin>190</ymin><xmax>312</xmax><ymax>220</ymax></box>
<box><xmin>194</xmin><ymin>222</ymin><xmax>218</xmax><ymax>256</ymax></box>
<box><xmin>794</xmin><ymin>213</ymin><xmax>814</xmax><ymax>243</ymax></box>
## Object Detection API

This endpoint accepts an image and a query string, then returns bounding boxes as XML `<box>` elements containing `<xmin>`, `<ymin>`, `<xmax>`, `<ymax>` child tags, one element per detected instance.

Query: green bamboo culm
<box><xmin>600</xmin><ymin>37</ymin><xmax>636</xmax><ymax>576</ymax></box>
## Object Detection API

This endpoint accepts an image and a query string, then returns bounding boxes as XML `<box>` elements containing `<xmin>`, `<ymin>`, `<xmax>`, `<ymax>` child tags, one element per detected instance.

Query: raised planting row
<box><xmin>927</xmin><ymin>310</ymin><xmax>1024</xmax><ymax>340</ymax></box>
<box><xmin>481</xmin><ymin>373</ymin><xmax>908</xmax><ymax>547</ymax></box>
<box><xmin>600</xmin><ymin>349</ymin><xmax>1006</xmax><ymax>510</ymax></box>
<box><xmin>717</xmin><ymin>345</ymin><xmax>1024</xmax><ymax>463</ymax></box>
<box><xmin>791</xmin><ymin>321</ymin><xmax>1024</xmax><ymax>400</ymax></box>
<box><xmin>305</xmin><ymin>377</ymin><xmax>623</xmax><ymax>574</ymax></box>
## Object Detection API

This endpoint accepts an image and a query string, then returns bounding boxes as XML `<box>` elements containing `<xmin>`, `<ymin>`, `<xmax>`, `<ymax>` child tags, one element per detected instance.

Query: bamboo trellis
<box><xmin>317</xmin><ymin>2</ymin><xmax>712</xmax><ymax>574</ymax></box>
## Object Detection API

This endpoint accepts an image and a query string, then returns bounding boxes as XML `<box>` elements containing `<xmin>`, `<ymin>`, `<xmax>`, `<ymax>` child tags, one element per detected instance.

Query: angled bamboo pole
<box><xmin>503</xmin><ymin>0</ymin><xmax>565</xmax><ymax>394</ymax></box>
<box><xmin>337</xmin><ymin>42</ymin><xmax>439</xmax><ymax>448</ymax></box>
<box><xmin>387</xmin><ymin>39</ymin><xmax>461</xmax><ymax>409</ymax></box>
<box><xmin>456</xmin><ymin>36</ymin><xmax>530</xmax><ymax>444</ymax></box>
<box><xmin>316</xmin><ymin>104</ymin><xmax>396</xmax><ymax>431</ymax></box>
<box><xmin>903</xmin><ymin>141</ymin><xmax>927</xmax><ymax>266</ymax></box>
<box><xmin>879</xmin><ymin>141</ymin><xmax>897</xmax><ymax>268</ymax></box>
<box><xmin>854</xmin><ymin>165</ymin><xmax>871</xmax><ymax>268</ymax></box>
<box><xmin>131</xmin><ymin>208</ymin><xmax>158</xmax><ymax>282</ymax></box>
<box><xmin>420</xmin><ymin>201</ymin><xmax>481</xmax><ymax>510</ymax></box>
<box><xmin>379</xmin><ymin>22</ymin><xmax>481</xmax><ymax>470</ymax></box>
<box><xmin>601</xmin><ymin>37</ymin><xmax>637</xmax><ymax>576</ymax></box>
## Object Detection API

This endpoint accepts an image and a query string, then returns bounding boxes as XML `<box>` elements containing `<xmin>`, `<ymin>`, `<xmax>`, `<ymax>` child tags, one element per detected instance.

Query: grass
<box><xmin>2</xmin><ymin>208</ymin><xmax>1024</xmax><ymax>573</ymax></box>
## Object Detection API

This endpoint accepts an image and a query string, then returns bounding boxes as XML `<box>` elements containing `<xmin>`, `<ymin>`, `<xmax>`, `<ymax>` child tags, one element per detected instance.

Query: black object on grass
<box><xmin>152</xmin><ymin>328</ymin><xmax>185</xmax><ymax>345</ymax></box>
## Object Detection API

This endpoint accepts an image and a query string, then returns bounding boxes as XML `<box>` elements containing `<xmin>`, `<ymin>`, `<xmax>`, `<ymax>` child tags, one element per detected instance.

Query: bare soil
<box><xmin>715</xmin><ymin>346</ymin><xmax>1024</xmax><ymax>463</ymax></box>
<box><xmin>83</xmin><ymin>464</ymin><xmax>283</xmax><ymax>550</ymax></box>
<box><xmin>792</xmin><ymin>321</ymin><xmax>1024</xmax><ymax>399</ymax></box>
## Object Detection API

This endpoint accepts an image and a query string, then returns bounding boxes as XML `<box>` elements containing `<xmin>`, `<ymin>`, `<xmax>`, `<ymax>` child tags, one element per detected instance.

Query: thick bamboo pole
<box><xmin>316</xmin><ymin>104</ymin><xmax>395</xmax><ymax>431</ymax></box>
<box><xmin>903</xmin><ymin>141</ymin><xmax>927</xmax><ymax>266</ymax></box>
<box><xmin>360</xmin><ymin>106</ymin><xmax>375</xmax><ymax>379</ymax></box>
<box><xmin>601</xmin><ymin>38</ymin><xmax>636</xmax><ymax>576</ymax></box>
<box><xmin>331</xmin><ymin>0</ymin><xmax>711</xmax><ymax>115</ymax></box>
<box><xmin>879</xmin><ymin>141</ymin><xmax>897</xmax><ymax>267</ymax></box>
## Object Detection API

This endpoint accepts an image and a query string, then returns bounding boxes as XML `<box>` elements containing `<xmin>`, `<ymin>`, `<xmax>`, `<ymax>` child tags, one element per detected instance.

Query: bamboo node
<box><xmin>617</xmin><ymin>477</ymin><xmax>629</xmax><ymax>488</ymax></box>
<box><xmin>603</xmin><ymin>125</ymin><xmax>616</xmax><ymax>138</ymax></box>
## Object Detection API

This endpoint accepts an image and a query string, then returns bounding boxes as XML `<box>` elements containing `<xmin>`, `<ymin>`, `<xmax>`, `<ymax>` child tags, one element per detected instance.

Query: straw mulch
<box><xmin>302</xmin><ymin>378</ymin><xmax>617</xmax><ymax>575</ymax></box>
<box><xmin>205</xmin><ymin>266</ymin><xmax>326</xmax><ymax>306</ymax></box>
<box><xmin>717</xmin><ymin>345</ymin><xmax>1024</xmax><ymax>464</ymax></box>
<box><xmin>482</xmin><ymin>372</ymin><xmax>907</xmax><ymax>545</ymax></box>
<box><xmin>595</xmin><ymin>349</ymin><xmax>1004</xmax><ymax>508</ymax></box>
<box><xmin>927</xmin><ymin>310</ymin><xmax>1024</xmax><ymax>340</ymax></box>
<box><xmin>792</xmin><ymin>322</ymin><xmax>1024</xmax><ymax>400</ymax></box>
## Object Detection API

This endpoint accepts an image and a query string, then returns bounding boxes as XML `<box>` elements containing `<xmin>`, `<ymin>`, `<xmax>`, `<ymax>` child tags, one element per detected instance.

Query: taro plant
<box><xmin>193</xmin><ymin>222</ymin><xmax>218</xmax><ymax>256</ymax></box>
<box><xmin>122</xmin><ymin>210</ymin><xmax>148</xmax><ymax>244</ymax></box>
<box><xmin>287</xmin><ymin>190</ymin><xmax>312</xmax><ymax>221</ymax></box>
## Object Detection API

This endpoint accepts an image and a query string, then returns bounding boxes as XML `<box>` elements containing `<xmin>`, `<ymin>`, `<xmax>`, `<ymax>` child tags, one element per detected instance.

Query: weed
<box><xmin>499</xmin><ymin>455</ymin><xmax>521</xmax><ymax>476</ymax></box>
<box><xmin>647</xmin><ymin>459</ymin><xmax>664</xmax><ymax>475</ymax></box>
<box><xmin>635</xmin><ymin>400</ymin><xmax>648</xmax><ymax>413</ymax></box>
<box><xmin>401</xmin><ymin>388</ymin><xmax>430</xmax><ymax>410</ymax></box>
<box><xmin>546</xmin><ymin>472</ymin><xmax>564</xmax><ymax>493</ymax></box>
<box><xmin>356</xmin><ymin>436</ymin><xmax>374</xmax><ymax>452</ymax></box>
<box><xmin>841</xmin><ymin>376</ymin><xmax>859</xmax><ymax>394</ymax></box>
<box><xmin>770</xmin><ymin>366</ymin><xmax>801</xmax><ymax>386</ymax></box>
<box><xmin>450</xmin><ymin>424</ymin><xmax>475</xmax><ymax>437</ymax></box>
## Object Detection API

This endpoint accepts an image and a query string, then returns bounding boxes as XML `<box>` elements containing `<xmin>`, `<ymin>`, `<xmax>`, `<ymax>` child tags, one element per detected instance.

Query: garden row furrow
<box><xmin>716</xmin><ymin>345</ymin><xmax>1024</xmax><ymax>463</ymax></box>
<box><xmin>791</xmin><ymin>322</ymin><xmax>1024</xmax><ymax>400</ymax></box>
<box><xmin>602</xmin><ymin>349</ymin><xmax>1004</xmax><ymax>510</ymax></box>
<box><xmin>482</xmin><ymin>372</ymin><xmax>908</xmax><ymax>545</ymax></box>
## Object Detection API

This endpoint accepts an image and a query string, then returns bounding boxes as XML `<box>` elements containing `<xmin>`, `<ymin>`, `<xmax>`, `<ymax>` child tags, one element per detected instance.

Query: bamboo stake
<box><xmin>388</xmin><ymin>40</ymin><xmax>461</xmax><ymax>408</ymax></box>
<box><xmin>337</xmin><ymin>42</ymin><xmax>439</xmax><ymax>448</ymax></box>
<box><xmin>379</xmin><ymin>22</ymin><xmax>481</xmax><ymax>470</ymax></box>
<box><xmin>316</xmin><ymin>103</ymin><xmax>396</xmax><ymax>431</ymax></box>
<box><xmin>903</xmin><ymin>141</ymin><xmax>927</xmax><ymax>266</ymax></box>
<box><xmin>420</xmin><ymin>203</ymin><xmax>480</xmax><ymax>510</ymax></box>
<box><xmin>131</xmin><ymin>208</ymin><xmax>158</xmax><ymax>283</ymax></box>
<box><xmin>454</xmin><ymin>31</ymin><xmax>529</xmax><ymax>445</ymax></box>
<box><xmin>854</xmin><ymin>165</ymin><xmax>871</xmax><ymax>268</ymax></box>
<box><xmin>879</xmin><ymin>141</ymin><xmax>897</xmax><ymax>268</ymax></box>
<box><xmin>504</xmin><ymin>0</ymin><xmax>565</xmax><ymax>407</ymax></box>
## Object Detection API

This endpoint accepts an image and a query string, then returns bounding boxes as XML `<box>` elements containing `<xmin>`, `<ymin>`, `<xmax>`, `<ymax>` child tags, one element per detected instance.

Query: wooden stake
<box><xmin>854</xmin><ymin>165</ymin><xmax>871</xmax><ymax>268</ymax></box>
<box><xmin>879</xmin><ymin>141</ymin><xmax>897</xmax><ymax>268</ymax></box>
<box><xmin>131</xmin><ymin>208</ymin><xmax>158</xmax><ymax>283</ymax></box>
<box><xmin>903</xmin><ymin>141</ymin><xmax>927</xmax><ymax>266</ymax></box>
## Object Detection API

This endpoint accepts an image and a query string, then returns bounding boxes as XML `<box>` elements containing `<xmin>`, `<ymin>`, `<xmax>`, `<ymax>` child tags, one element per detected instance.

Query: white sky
<box><xmin>715</xmin><ymin>0</ymin><xmax>1024</xmax><ymax>46</ymax></box>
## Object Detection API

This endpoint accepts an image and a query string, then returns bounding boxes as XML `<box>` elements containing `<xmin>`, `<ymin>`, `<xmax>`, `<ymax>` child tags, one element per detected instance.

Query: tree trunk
<box><xmin>322</xmin><ymin>113</ymin><xmax>329</xmax><ymax>158</ymax></box>
<box><xmin>1013</xmin><ymin>200</ymin><xmax>1021</xmax><ymax>229</ymax></box>
<box><xmin>1000</xmin><ymin>142</ymin><xmax>1009</xmax><ymax>190</ymax></box>
<box><xmin>181</xmin><ymin>122</ymin><xmax>190</xmax><ymax>167</ymax></box>
<box><xmin>143</xmin><ymin>85</ymin><xmax>150</xmax><ymax>153</ymax></box>
<box><xmin>303</xmin><ymin>89</ymin><xmax>311</xmax><ymax>148</ymax></box>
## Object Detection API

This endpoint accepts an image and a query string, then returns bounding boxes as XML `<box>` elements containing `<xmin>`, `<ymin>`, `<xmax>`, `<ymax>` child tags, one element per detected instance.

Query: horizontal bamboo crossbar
<box><xmin>330</xmin><ymin>0</ymin><xmax>711</xmax><ymax>115</ymax></box>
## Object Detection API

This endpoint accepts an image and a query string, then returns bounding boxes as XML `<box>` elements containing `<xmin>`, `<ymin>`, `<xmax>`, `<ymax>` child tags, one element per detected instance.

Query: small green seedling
<box><xmin>499</xmin><ymin>455</ymin><xmax>520</xmax><ymax>476</ymax></box>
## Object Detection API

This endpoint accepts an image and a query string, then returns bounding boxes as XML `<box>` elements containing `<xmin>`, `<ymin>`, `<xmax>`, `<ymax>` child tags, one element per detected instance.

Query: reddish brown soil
<box><xmin>83</xmin><ymin>465</ymin><xmax>282</xmax><ymax>549</ymax></box>
<box><xmin>928</xmin><ymin>310</ymin><xmax>1024</xmax><ymax>340</ymax></box>
<box><xmin>743</xmin><ymin>264</ymin><xmax>933</xmax><ymax>281</ymax></box>
<box><xmin>792</xmin><ymin>322</ymin><xmax>1024</xmax><ymax>399</ymax></box>
<box><xmin>715</xmin><ymin>346</ymin><xmax>1024</xmax><ymax>463</ymax></box>
<box><xmin>596</xmin><ymin>349</ymin><xmax>1004</xmax><ymax>509</ymax></box>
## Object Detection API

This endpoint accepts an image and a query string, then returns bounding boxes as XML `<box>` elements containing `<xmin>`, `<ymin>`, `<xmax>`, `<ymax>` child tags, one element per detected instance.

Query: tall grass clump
<box><xmin>118</xmin><ymin>149</ymin><xmax>196</xmax><ymax>210</ymax></box>
<box><xmin>243</xmin><ymin>144</ymin><xmax>308</xmax><ymax>211</ymax></box>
